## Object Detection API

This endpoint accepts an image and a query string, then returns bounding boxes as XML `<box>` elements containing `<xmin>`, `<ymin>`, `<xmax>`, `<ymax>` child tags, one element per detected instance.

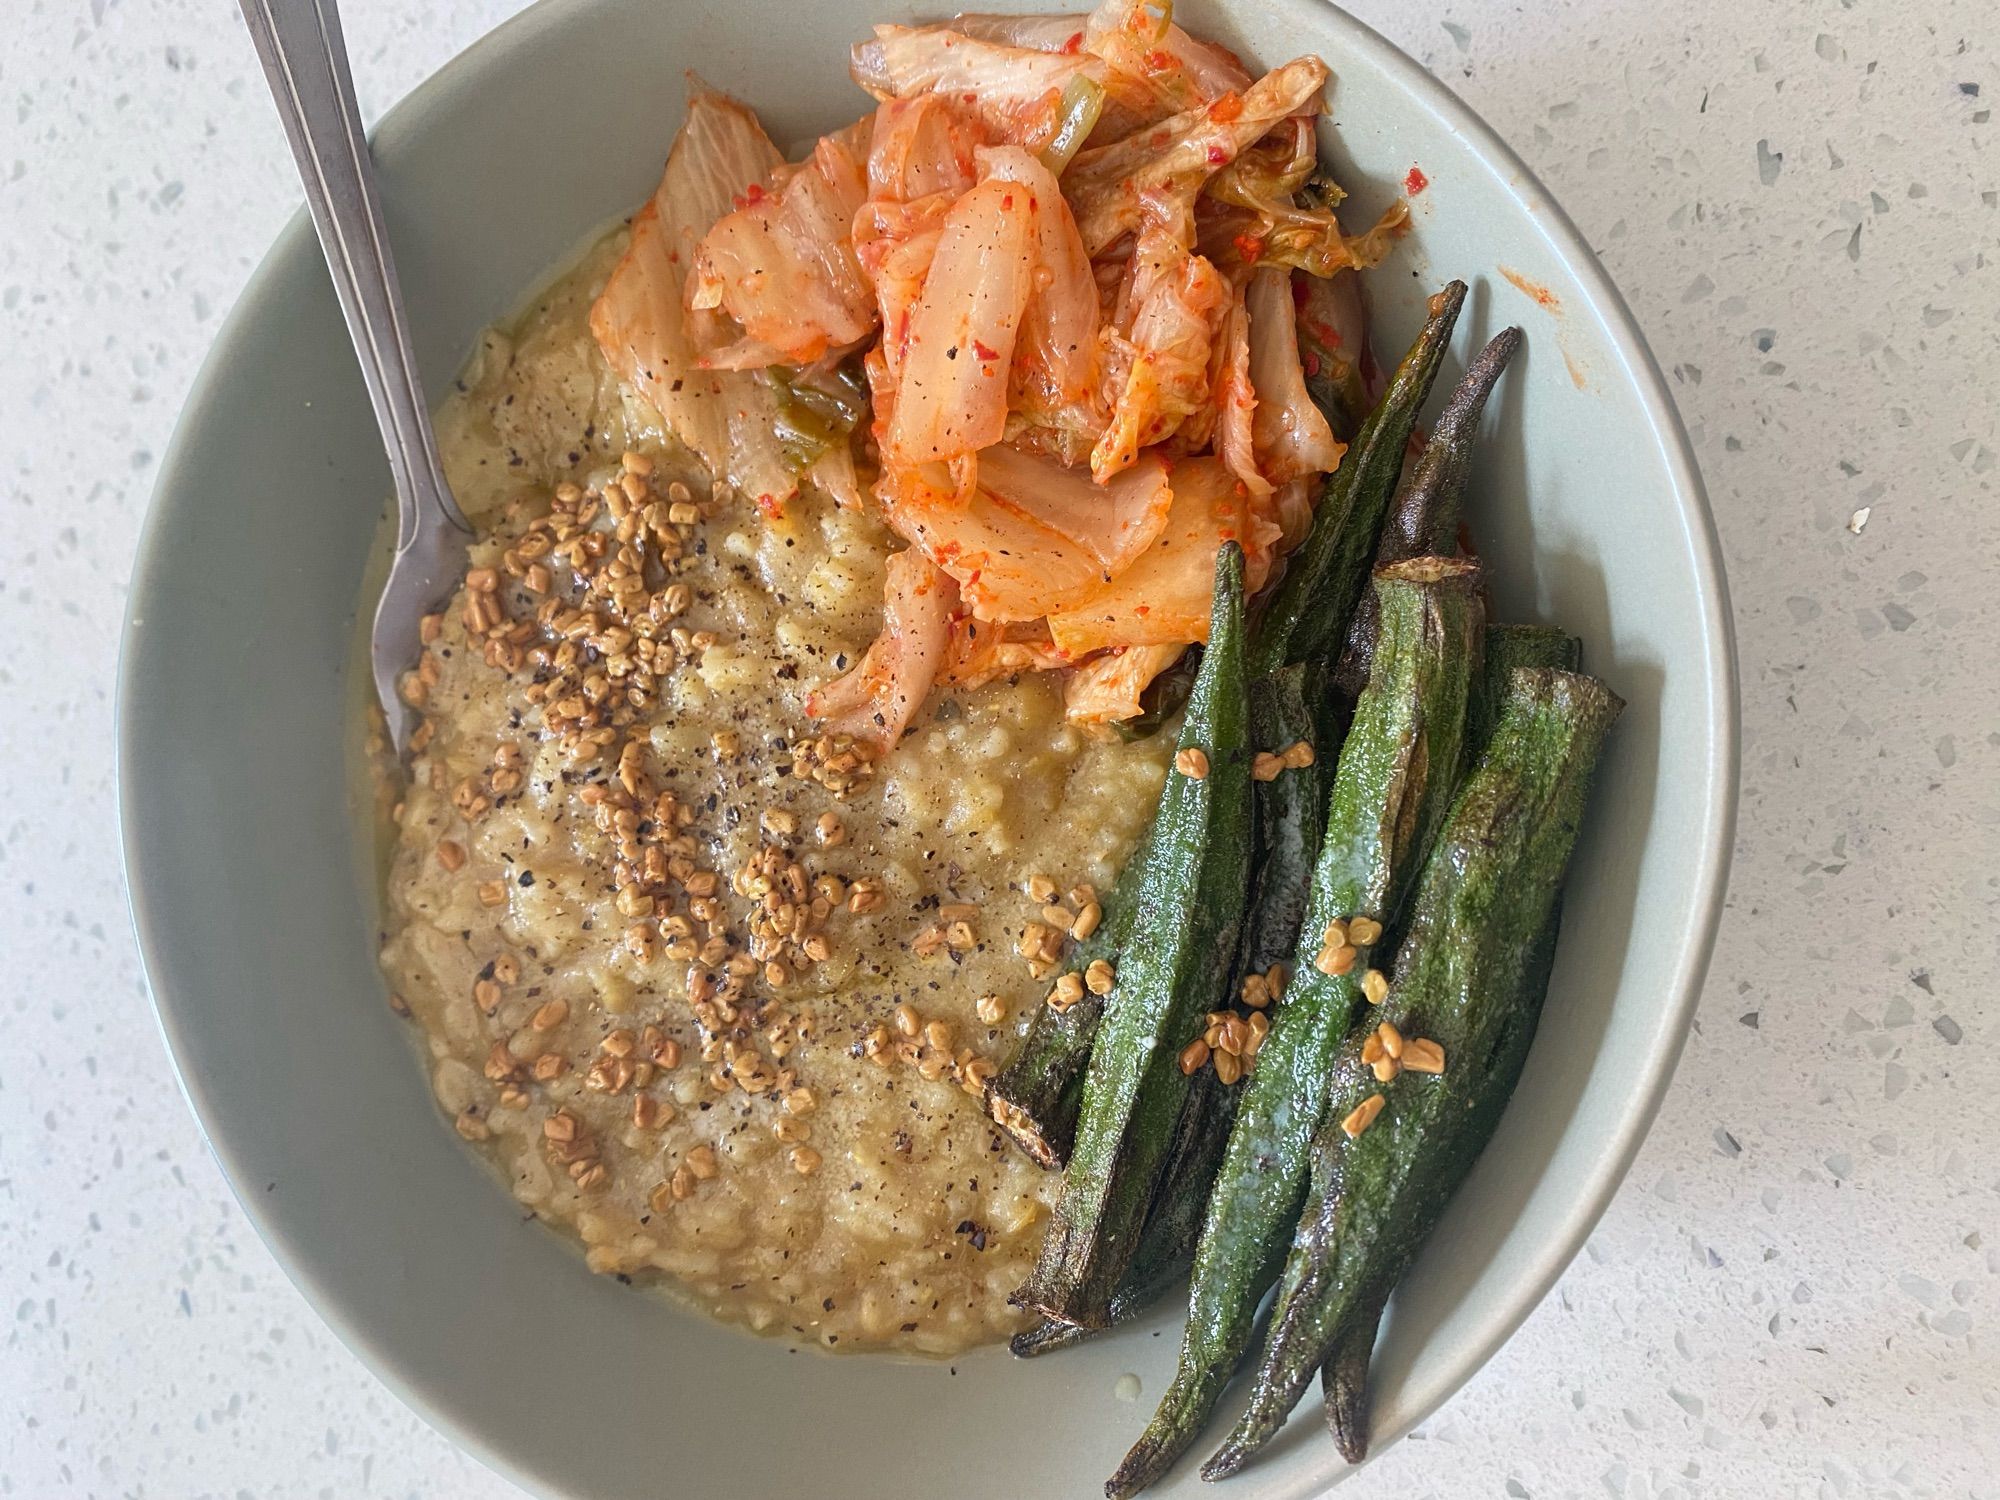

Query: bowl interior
<box><xmin>121</xmin><ymin>1</ymin><xmax>1733</xmax><ymax>1497</ymax></box>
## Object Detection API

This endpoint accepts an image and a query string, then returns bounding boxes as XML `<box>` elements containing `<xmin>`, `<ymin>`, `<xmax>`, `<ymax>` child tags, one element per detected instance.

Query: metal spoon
<box><xmin>239</xmin><ymin>0</ymin><xmax>470</xmax><ymax>753</ymax></box>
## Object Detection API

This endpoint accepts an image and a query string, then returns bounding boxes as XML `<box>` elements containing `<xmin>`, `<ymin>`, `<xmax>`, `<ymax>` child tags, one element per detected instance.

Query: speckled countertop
<box><xmin>3</xmin><ymin>0</ymin><xmax>1995</xmax><ymax>1495</ymax></box>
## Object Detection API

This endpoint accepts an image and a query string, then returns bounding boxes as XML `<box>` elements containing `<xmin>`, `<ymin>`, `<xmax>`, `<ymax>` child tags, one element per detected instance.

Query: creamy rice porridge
<box><xmin>376</xmin><ymin>232</ymin><xmax>1169</xmax><ymax>1354</ymax></box>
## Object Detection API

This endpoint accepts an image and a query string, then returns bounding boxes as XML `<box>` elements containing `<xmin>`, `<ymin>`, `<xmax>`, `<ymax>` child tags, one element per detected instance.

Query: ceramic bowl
<box><xmin>120</xmin><ymin>1</ymin><xmax>1737</xmax><ymax>1495</ymax></box>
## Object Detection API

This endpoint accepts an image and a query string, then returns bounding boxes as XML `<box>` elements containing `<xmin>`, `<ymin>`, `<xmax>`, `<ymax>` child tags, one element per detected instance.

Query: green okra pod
<box><xmin>1015</xmin><ymin>546</ymin><xmax>1253</xmax><ymax>1330</ymax></box>
<box><xmin>1334</xmin><ymin>326</ymin><xmax>1523</xmax><ymax>698</ymax></box>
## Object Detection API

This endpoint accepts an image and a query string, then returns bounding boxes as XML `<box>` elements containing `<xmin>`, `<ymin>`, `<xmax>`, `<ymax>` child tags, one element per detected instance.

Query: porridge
<box><xmin>376</xmin><ymin>235</ymin><xmax>1170</xmax><ymax>1354</ymax></box>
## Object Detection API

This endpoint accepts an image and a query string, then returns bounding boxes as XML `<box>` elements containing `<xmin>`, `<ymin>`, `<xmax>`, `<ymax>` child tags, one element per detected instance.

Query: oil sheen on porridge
<box><xmin>377</xmin><ymin>232</ymin><xmax>1169</xmax><ymax>1355</ymax></box>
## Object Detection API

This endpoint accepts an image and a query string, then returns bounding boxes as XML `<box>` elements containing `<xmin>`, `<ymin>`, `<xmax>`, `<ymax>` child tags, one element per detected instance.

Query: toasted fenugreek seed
<box><xmin>685</xmin><ymin>1145</ymin><xmax>719</xmax><ymax>1181</ymax></box>
<box><xmin>761</xmin><ymin>809</ymin><xmax>798</xmax><ymax>837</ymax></box>
<box><xmin>1175</xmin><ymin>746</ymin><xmax>1210</xmax><ymax>780</ymax></box>
<box><xmin>1026</xmin><ymin>873</ymin><xmax>1058</xmax><ymax>904</ymax></box>
<box><xmin>1048</xmin><ymin>972</ymin><xmax>1086</xmax><ymax>1011</ymax></box>
<box><xmin>632</xmin><ymin>1095</ymin><xmax>665</xmax><ymax>1129</ymax></box>
<box><xmin>1281</xmin><ymin>739</ymin><xmax>1316</xmax><ymax>769</ymax></box>
<box><xmin>1214</xmin><ymin>1021</ymin><xmax>1242</xmax><ymax>1057</ymax></box>
<box><xmin>530</xmin><ymin>998</ymin><xmax>569</xmax><ymax>1031</ymax></box>
<box><xmin>1361</xmin><ymin>968</ymin><xmax>1391</xmax><ymax>1005</ymax></box>
<box><xmin>1341</xmin><ymin>1093</ymin><xmax>1387</xmax><ymax>1139</ymax></box>
<box><xmin>454</xmin><ymin>1108</ymin><xmax>489</xmax><ymax>1142</ymax></box>
<box><xmin>542</xmin><ymin>1110</ymin><xmax>579</xmax><ymax>1144</ymax></box>
<box><xmin>531</xmin><ymin>1052</ymin><xmax>566</xmax><ymax>1081</ymax></box>
<box><xmin>1240</xmin><ymin>973</ymin><xmax>1271</xmax><ymax>1009</ymax></box>
<box><xmin>1246</xmin><ymin>1011</ymin><xmax>1270</xmax><ymax>1057</ymax></box>
<box><xmin>465</xmin><ymin>566</ymin><xmax>499</xmax><ymax>593</ymax></box>
<box><xmin>419</xmin><ymin>612</ymin><xmax>444</xmax><ymax>645</ymax></box>
<box><xmin>1179</xmin><ymin>1038</ymin><xmax>1212</xmax><ymax>1075</ymax></box>
<box><xmin>668</xmin><ymin>500</ymin><xmax>701</xmax><ymax>526</ymax></box>
<box><xmin>1040</xmin><ymin>903</ymin><xmax>1075</xmax><ymax>934</ymax></box>
<box><xmin>1084</xmin><ymin>958</ymin><xmax>1117</xmax><ymax>996</ymax></box>
<box><xmin>783</xmin><ymin>1087</ymin><xmax>817</xmax><ymax>1116</ymax></box>
<box><xmin>789</xmin><ymin>1145</ymin><xmax>822</xmax><ymax>1175</ymax></box>
<box><xmin>436</xmin><ymin>839</ymin><xmax>467</xmax><ymax>872</ymax></box>
<box><xmin>1371</xmin><ymin>1056</ymin><xmax>1401</xmax><ymax>1083</ymax></box>
<box><xmin>1214</xmin><ymin>1048</ymin><xmax>1244</xmax><ymax>1085</ymax></box>
<box><xmin>1071</xmin><ymin>899</ymin><xmax>1103</xmax><ymax>941</ymax></box>
<box><xmin>975</xmin><ymin>993</ymin><xmax>1008</xmax><ymax>1026</ymax></box>
<box><xmin>1315</xmin><ymin>943</ymin><xmax>1359</xmax><ymax>977</ymax></box>
<box><xmin>1401</xmin><ymin>1037</ymin><xmax>1446</xmax><ymax>1074</ymax></box>
<box><xmin>670</xmin><ymin>1165</ymin><xmax>696</xmax><ymax>1200</ymax></box>
<box><xmin>893</xmin><ymin>1004</ymin><xmax>921</xmax><ymax>1038</ymax></box>
<box><xmin>1376</xmin><ymin>1021</ymin><xmax>1405</xmax><ymax>1060</ymax></box>
<box><xmin>710</xmin><ymin>730</ymin><xmax>741</xmax><ymax>761</ymax></box>
<box><xmin>477</xmin><ymin>879</ymin><xmax>508</xmax><ymax>908</ymax></box>
<box><xmin>1347</xmin><ymin>915</ymin><xmax>1385</xmax><ymax>946</ymax></box>
<box><xmin>1067</xmin><ymin>882</ymin><xmax>1099</xmax><ymax>908</ymax></box>
<box><xmin>774</xmin><ymin>1116</ymin><xmax>812</xmax><ymax>1145</ymax></box>
<box><xmin>815</xmin><ymin>812</ymin><xmax>845</xmax><ymax>846</ymax></box>
<box><xmin>1251</xmin><ymin>752</ymin><xmax>1285</xmax><ymax>782</ymax></box>
<box><xmin>944</xmin><ymin>920</ymin><xmax>976</xmax><ymax>950</ymax></box>
<box><xmin>472</xmin><ymin>978</ymin><xmax>502</xmax><ymax>1013</ymax></box>
<box><xmin>1322</xmin><ymin>918</ymin><xmax>1349</xmax><ymax>948</ymax></box>
<box><xmin>963</xmin><ymin>1056</ymin><xmax>997</xmax><ymax>1089</ymax></box>
<box><xmin>925</xmin><ymin>1020</ymin><xmax>955</xmax><ymax>1053</ymax></box>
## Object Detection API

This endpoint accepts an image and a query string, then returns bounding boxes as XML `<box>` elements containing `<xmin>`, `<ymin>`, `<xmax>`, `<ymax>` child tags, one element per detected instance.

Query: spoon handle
<box><xmin>237</xmin><ymin>0</ymin><xmax>467</xmax><ymax>547</ymax></box>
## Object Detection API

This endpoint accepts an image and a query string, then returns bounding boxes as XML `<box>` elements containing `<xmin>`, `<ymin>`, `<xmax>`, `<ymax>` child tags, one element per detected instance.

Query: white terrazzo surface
<box><xmin>3</xmin><ymin>1</ymin><xmax>1996</xmax><ymax>1496</ymax></box>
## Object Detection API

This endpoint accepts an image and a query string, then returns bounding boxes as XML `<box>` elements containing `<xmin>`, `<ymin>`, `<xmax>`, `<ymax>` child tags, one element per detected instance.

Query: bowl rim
<box><xmin>118</xmin><ymin>1</ymin><xmax>1739</xmax><ymax>1494</ymax></box>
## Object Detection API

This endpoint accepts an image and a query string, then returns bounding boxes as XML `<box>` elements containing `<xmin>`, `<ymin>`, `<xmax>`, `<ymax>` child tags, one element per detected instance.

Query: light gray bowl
<box><xmin>119</xmin><ymin>2</ymin><xmax>1737</xmax><ymax>1496</ymax></box>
